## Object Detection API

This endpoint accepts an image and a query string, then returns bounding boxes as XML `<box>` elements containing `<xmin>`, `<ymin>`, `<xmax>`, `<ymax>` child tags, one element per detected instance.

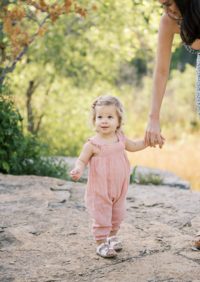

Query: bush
<box><xmin>0</xmin><ymin>93</ymin><xmax>69</xmax><ymax>179</ymax></box>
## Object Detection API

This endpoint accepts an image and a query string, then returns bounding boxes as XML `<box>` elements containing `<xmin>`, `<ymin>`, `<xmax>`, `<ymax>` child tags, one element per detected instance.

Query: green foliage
<box><xmin>0</xmin><ymin>94</ymin><xmax>24</xmax><ymax>173</ymax></box>
<box><xmin>0</xmin><ymin>89</ymin><xmax>69</xmax><ymax>179</ymax></box>
<box><xmin>5</xmin><ymin>0</ymin><xmax>199</xmax><ymax>157</ymax></box>
<box><xmin>138</xmin><ymin>173</ymin><xmax>163</xmax><ymax>185</ymax></box>
<box><xmin>8</xmin><ymin>0</ymin><xmax>165</xmax><ymax>156</ymax></box>
<box><xmin>130</xmin><ymin>166</ymin><xmax>137</xmax><ymax>184</ymax></box>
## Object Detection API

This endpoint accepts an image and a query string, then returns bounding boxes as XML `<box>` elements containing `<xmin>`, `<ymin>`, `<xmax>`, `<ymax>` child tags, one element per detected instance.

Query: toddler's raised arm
<box><xmin>70</xmin><ymin>142</ymin><xmax>94</xmax><ymax>181</ymax></box>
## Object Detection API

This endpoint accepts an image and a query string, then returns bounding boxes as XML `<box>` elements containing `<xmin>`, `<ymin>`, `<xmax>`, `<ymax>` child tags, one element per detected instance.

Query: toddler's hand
<box><xmin>70</xmin><ymin>168</ymin><xmax>82</xmax><ymax>181</ymax></box>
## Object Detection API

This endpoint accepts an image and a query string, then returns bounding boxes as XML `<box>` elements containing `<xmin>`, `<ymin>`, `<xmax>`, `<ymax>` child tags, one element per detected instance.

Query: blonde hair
<box><xmin>91</xmin><ymin>95</ymin><xmax>125</xmax><ymax>131</ymax></box>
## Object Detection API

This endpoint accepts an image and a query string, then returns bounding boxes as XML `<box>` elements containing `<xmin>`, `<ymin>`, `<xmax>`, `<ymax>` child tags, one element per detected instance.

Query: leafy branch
<box><xmin>0</xmin><ymin>0</ymin><xmax>97</xmax><ymax>84</ymax></box>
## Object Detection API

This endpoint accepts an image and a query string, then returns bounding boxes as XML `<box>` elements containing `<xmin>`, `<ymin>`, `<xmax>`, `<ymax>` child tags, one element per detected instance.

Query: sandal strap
<box><xmin>107</xmin><ymin>235</ymin><xmax>122</xmax><ymax>248</ymax></box>
<box><xmin>110</xmin><ymin>240</ymin><xmax>122</xmax><ymax>248</ymax></box>
<box><xmin>107</xmin><ymin>235</ymin><xmax>118</xmax><ymax>244</ymax></box>
<box><xmin>97</xmin><ymin>242</ymin><xmax>115</xmax><ymax>256</ymax></box>
<box><xmin>97</xmin><ymin>242</ymin><xmax>110</xmax><ymax>252</ymax></box>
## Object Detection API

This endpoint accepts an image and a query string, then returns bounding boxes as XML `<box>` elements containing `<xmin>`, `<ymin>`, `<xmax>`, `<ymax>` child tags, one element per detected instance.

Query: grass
<box><xmin>127</xmin><ymin>134</ymin><xmax>200</xmax><ymax>191</ymax></box>
<box><xmin>138</xmin><ymin>172</ymin><xmax>163</xmax><ymax>185</ymax></box>
<box><xmin>130</xmin><ymin>166</ymin><xmax>137</xmax><ymax>184</ymax></box>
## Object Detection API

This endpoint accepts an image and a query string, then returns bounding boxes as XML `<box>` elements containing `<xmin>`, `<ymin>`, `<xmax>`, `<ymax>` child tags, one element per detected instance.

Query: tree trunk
<box><xmin>26</xmin><ymin>81</ymin><xmax>35</xmax><ymax>133</ymax></box>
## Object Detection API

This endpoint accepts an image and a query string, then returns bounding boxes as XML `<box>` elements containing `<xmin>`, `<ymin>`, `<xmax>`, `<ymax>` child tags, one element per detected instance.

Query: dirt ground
<box><xmin>0</xmin><ymin>173</ymin><xmax>200</xmax><ymax>282</ymax></box>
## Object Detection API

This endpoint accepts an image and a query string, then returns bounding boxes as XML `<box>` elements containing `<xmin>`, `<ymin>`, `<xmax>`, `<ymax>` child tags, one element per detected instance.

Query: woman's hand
<box><xmin>144</xmin><ymin>117</ymin><xmax>164</xmax><ymax>148</ymax></box>
<box><xmin>154</xmin><ymin>134</ymin><xmax>166</xmax><ymax>147</ymax></box>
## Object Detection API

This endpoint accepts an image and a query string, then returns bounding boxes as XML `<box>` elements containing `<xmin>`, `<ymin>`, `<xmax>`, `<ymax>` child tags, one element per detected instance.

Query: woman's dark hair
<box><xmin>168</xmin><ymin>0</ymin><xmax>200</xmax><ymax>45</ymax></box>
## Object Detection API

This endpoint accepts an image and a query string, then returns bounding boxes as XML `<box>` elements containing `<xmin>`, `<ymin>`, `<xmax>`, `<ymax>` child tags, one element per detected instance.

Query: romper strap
<box><xmin>116</xmin><ymin>130</ymin><xmax>125</xmax><ymax>144</ymax></box>
<box><xmin>86</xmin><ymin>136</ymin><xmax>102</xmax><ymax>149</ymax></box>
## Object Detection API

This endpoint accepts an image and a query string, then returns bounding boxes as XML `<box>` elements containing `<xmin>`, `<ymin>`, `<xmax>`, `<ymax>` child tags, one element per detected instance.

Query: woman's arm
<box><xmin>70</xmin><ymin>142</ymin><xmax>94</xmax><ymax>181</ymax></box>
<box><xmin>145</xmin><ymin>13</ymin><xmax>177</xmax><ymax>148</ymax></box>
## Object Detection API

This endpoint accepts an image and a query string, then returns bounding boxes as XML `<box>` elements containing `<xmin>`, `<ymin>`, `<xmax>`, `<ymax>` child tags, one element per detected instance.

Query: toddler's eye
<box><xmin>98</xmin><ymin>116</ymin><xmax>102</xmax><ymax>119</ymax></box>
<box><xmin>108</xmin><ymin>116</ymin><xmax>113</xmax><ymax>119</ymax></box>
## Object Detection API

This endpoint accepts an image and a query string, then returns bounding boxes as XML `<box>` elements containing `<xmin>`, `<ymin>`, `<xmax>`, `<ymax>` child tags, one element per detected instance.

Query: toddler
<box><xmin>70</xmin><ymin>95</ymin><xmax>165</xmax><ymax>258</ymax></box>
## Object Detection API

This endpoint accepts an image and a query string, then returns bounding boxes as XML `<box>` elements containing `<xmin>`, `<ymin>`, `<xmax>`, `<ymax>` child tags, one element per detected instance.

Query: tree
<box><xmin>9</xmin><ymin>0</ymin><xmax>166</xmax><ymax>155</ymax></box>
<box><xmin>0</xmin><ymin>0</ymin><xmax>96</xmax><ymax>85</ymax></box>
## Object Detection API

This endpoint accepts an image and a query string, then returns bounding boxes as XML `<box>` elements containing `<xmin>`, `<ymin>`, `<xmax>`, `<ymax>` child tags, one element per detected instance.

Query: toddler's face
<box><xmin>95</xmin><ymin>105</ymin><xmax>119</xmax><ymax>135</ymax></box>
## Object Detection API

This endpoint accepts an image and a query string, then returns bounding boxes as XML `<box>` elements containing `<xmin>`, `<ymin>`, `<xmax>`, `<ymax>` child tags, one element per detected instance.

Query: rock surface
<box><xmin>0</xmin><ymin>173</ymin><xmax>200</xmax><ymax>282</ymax></box>
<box><xmin>56</xmin><ymin>157</ymin><xmax>191</xmax><ymax>189</ymax></box>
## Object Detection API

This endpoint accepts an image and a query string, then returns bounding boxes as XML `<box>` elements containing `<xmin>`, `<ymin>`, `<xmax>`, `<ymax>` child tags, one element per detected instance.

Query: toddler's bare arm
<box><xmin>70</xmin><ymin>142</ymin><xmax>94</xmax><ymax>181</ymax></box>
<box><xmin>125</xmin><ymin>135</ymin><xmax>165</xmax><ymax>152</ymax></box>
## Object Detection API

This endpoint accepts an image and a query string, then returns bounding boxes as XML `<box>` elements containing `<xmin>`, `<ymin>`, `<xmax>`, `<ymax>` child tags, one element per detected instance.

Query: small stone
<box><xmin>143</xmin><ymin>201</ymin><xmax>158</xmax><ymax>207</ymax></box>
<box><xmin>67</xmin><ymin>232</ymin><xmax>77</xmax><ymax>235</ymax></box>
<box><xmin>182</xmin><ymin>220</ymin><xmax>192</xmax><ymax>227</ymax></box>
<box><xmin>9</xmin><ymin>261</ymin><xmax>15</xmax><ymax>264</ymax></box>
<box><xmin>127</xmin><ymin>197</ymin><xmax>134</xmax><ymax>201</ymax></box>
<box><xmin>157</xmin><ymin>238</ymin><xmax>162</xmax><ymax>241</ymax></box>
<box><xmin>146</xmin><ymin>250</ymin><xmax>150</xmax><ymax>254</ymax></box>
<box><xmin>157</xmin><ymin>235</ymin><xmax>163</xmax><ymax>238</ymax></box>
<box><xmin>68</xmin><ymin>205</ymin><xmax>71</xmax><ymax>208</ymax></box>
<box><xmin>29</xmin><ymin>230</ymin><xmax>37</xmax><ymax>234</ymax></box>
<box><xmin>191</xmin><ymin>247</ymin><xmax>200</xmax><ymax>251</ymax></box>
<box><xmin>0</xmin><ymin>229</ymin><xmax>4</xmax><ymax>232</ymax></box>
<box><xmin>130</xmin><ymin>204</ymin><xmax>139</xmax><ymax>209</ymax></box>
<box><xmin>79</xmin><ymin>273</ymin><xmax>83</xmax><ymax>276</ymax></box>
<box><xmin>57</xmin><ymin>180</ymin><xmax>65</xmax><ymax>186</ymax></box>
<box><xmin>94</xmin><ymin>257</ymin><xmax>99</xmax><ymax>260</ymax></box>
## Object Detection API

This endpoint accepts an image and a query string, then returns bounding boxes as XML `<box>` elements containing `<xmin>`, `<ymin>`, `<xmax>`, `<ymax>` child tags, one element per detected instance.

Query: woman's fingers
<box><xmin>150</xmin><ymin>133</ymin><xmax>157</xmax><ymax>147</ymax></box>
<box><xmin>156</xmin><ymin>134</ymin><xmax>163</xmax><ymax>149</ymax></box>
<box><xmin>146</xmin><ymin>130</ymin><xmax>151</xmax><ymax>146</ymax></box>
<box><xmin>145</xmin><ymin>117</ymin><xmax>162</xmax><ymax>146</ymax></box>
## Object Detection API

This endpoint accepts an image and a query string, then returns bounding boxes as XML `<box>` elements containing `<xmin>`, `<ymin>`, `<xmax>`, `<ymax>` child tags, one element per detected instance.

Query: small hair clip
<box><xmin>92</xmin><ymin>95</ymin><xmax>102</xmax><ymax>108</ymax></box>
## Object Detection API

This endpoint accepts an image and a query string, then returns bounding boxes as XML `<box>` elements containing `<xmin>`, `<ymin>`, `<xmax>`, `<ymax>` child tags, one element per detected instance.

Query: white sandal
<box><xmin>107</xmin><ymin>235</ymin><xmax>123</xmax><ymax>251</ymax></box>
<box><xmin>96</xmin><ymin>242</ymin><xmax>117</xmax><ymax>258</ymax></box>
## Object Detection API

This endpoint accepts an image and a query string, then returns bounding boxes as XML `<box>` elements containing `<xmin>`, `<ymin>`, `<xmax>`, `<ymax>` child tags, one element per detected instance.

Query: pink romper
<box><xmin>85</xmin><ymin>130</ymin><xmax>130</xmax><ymax>240</ymax></box>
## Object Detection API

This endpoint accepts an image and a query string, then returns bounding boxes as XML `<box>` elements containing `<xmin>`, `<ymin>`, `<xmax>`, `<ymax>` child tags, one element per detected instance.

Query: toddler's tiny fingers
<box><xmin>161</xmin><ymin>134</ymin><xmax>166</xmax><ymax>141</ymax></box>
